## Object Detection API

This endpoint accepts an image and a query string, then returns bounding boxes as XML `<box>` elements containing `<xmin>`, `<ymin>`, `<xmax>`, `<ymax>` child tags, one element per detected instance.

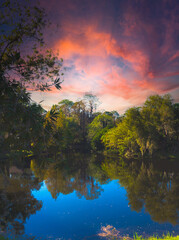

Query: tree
<box><xmin>71</xmin><ymin>100</ymin><xmax>87</xmax><ymax>141</ymax></box>
<box><xmin>88</xmin><ymin>112</ymin><xmax>115</xmax><ymax>150</ymax></box>
<box><xmin>0</xmin><ymin>79</ymin><xmax>45</xmax><ymax>155</ymax></box>
<box><xmin>141</xmin><ymin>94</ymin><xmax>177</xmax><ymax>153</ymax></box>
<box><xmin>0</xmin><ymin>0</ymin><xmax>63</xmax><ymax>91</ymax></box>
<box><xmin>83</xmin><ymin>93</ymin><xmax>100</xmax><ymax>119</ymax></box>
<box><xmin>102</xmin><ymin>95</ymin><xmax>178</xmax><ymax>157</ymax></box>
<box><xmin>58</xmin><ymin>99</ymin><xmax>74</xmax><ymax>117</ymax></box>
<box><xmin>142</xmin><ymin>95</ymin><xmax>175</xmax><ymax>138</ymax></box>
<box><xmin>0</xmin><ymin>163</ymin><xmax>42</xmax><ymax>235</ymax></box>
<box><xmin>173</xmin><ymin>103</ymin><xmax>179</xmax><ymax>143</ymax></box>
<box><xmin>101</xmin><ymin>157</ymin><xmax>179</xmax><ymax>225</ymax></box>
<box><xmin>31</xmin><ymin>154</ymin><xmax>104</xmax><ymax>200</ymax></box>
<box><xmin>102</xmin><ymin>108</ymin><xmax>142</xmax><ymax>156</ymax></box>
<box><xmin>0</xmin><ymin>0</ymin><xmax>63</xmax><ymax>156</ymax></box>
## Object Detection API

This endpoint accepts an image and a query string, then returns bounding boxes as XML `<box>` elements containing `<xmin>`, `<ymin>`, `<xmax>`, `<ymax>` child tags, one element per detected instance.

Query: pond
<box><xmin>0</xmin><ymin>153</ymin><xmax>179</xmax><ymax>240</ymax></box>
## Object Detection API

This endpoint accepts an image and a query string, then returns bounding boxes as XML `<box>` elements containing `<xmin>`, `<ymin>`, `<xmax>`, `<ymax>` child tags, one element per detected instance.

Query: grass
<box><xmin>106</xmin><ymin>234</ymin><xmax>179</xmax><ymax>240</ymax></box>
<box><xmin>0</xmin><ymin>234</ymin><xmax>179</xmax><ymax>240</ymax></box>
<box><xmin>133</xmin><ymin>235</ymin><xmax>179</xmax><ymax>240</ymax></box>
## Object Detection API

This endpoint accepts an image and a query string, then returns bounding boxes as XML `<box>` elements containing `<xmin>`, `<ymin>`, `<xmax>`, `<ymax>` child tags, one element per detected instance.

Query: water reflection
<box><xmin>0</xmin><ymin>160</ymin><xmax>42</xmax><ymax>235</ymax></box>
<box><xmin>30</xmin><ymin>153</ymin><xmax>108</xmax><ymax>200</ymax></box>
<box><xmin>0</xmin><ymin>153</ymin><xmax>178</xmax><ymax>238</ymax></box>
<box><xmin>101</xmin><ymin>157</ymin><xmax>179</xmax><ymax>225</ymax></box>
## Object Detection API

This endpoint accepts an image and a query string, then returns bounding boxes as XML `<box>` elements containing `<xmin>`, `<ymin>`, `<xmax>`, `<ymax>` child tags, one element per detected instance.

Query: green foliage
<box><xmin>101</xmin><ymin>156</ymin><xmax>179</xmax><ymax>225</ymax></box>
<box><xmin>57</xmin><ymin>99</ymin><xmax>74</xmax><ymax>116</ymax></box>
<box><xmin>30</xmin><ymin>153</ymin><xmax>106</xmax><ymax>200</ymax></box>
<box><xmin>0</xmin><ymin>79</ymin><xmax>45</xmax><ymax>155</ymax></box>
<box><xmin>0</xmin><ymin>162</ymin><xmax>42</xmax><ymax>235</ymax></box>
<box><xmin>141</xmin><ymin>94</ymin><xmax>176</xmax><ymax>153</ymax></box>
<box><xmin>133</xmin><ymin>234</ymin><xmax>179</xmax><ymax>240</ymax></box>
<box><xmin>0</xmin><ymin>0</ymin><xmax>63</xmax><ymax>91</ymax></box>
<box><xmin>0</xmin><ymin>0</ymin><xmax>63</xmax><ymax>157</ymax></box>
<box><xmin>88</xmin><ymin>113</ymin><xmax>116</xmax><ymax>150</ymax></box>
<box><xmin>102</xmin><ymin>95</ymin><xmax>178</xmax><ymax>157</ymax></box>
<box><xmin>44</xmin><ymin>108</ymin><xmax>82</xmax><ymax>151</ymax></box>
<box><xmin>83</xmin><ymin>93</ymin><xmax>100</xmax><ymax>117</ymax></box>
<box><xmin>43</xmin><ymin>95</ymin><xmax>109</xmax><ymax>152</ymax></box>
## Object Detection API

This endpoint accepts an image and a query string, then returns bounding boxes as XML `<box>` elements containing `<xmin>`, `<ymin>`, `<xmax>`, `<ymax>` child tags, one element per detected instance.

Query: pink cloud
<box><xmin>55</xmin><ymin>24</ymin><xmax>150</xmax><ymax>76</ymax></box>
<box><xmin>33</xmin><ymin>0</ymin><xmax>179</xmax><ymax>112</ymax></box>
<box><xmin>169</xmin><ymin>51</ymin><xmax>179</xmax><ymax>62</ymax></box>
<box><xmin>52</xmin><ymin>22</ymin><xmax>178</xmax><ymax>104</ymax></box>
<box><xmin>97</xmin><ymin>67</ymin><xmax>152</xmax><ymax>104</ymax></box>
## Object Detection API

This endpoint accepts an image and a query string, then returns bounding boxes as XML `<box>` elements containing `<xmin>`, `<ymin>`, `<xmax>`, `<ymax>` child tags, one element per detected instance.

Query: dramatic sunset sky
<box><xmin>31</xmin><ymin>0</ymin><xmax>179</xmax><ymax>113</ymax></box>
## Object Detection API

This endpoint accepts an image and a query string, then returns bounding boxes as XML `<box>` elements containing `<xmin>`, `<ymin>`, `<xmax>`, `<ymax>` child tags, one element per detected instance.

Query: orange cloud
<box><xmin>52</xmin><ymin>23</ymin><xmax>178</xmax><ymax>104</ymax></box>
<box><xmin>55</xmin><ymin>26</ymin><xmax>113</xmax><ymax>59</ymax></box>
<box><xmin>31</xmin><ymin>0</ymin><xmax>179</xmax><ymax>112</ymax></box>
<box><xmin>98</xmin><ymin>67</ymin><xmax>152</xmax><ymax>104</ymax></box>
<box><xmin>55</xmin><ymin>24</ymin><xmax>149</xmax><ymax>76</ymax></box>
<box><xmin>169</xmin><ymin>51</ymin><xmax>179</xmax><ymax>62</ymax></box>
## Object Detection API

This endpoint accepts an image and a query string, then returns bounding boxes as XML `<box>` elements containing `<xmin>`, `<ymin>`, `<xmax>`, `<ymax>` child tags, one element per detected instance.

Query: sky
<box><xmin>31</xmin><ymin>0</ymin><xmax>179</xmax><ymax>113</ymax></box>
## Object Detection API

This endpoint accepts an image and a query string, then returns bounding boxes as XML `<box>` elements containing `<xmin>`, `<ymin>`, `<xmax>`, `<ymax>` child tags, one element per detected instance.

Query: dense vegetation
<box><xmin>0</xmin><ymin>0</ymin><xmax>62</xmax><ymax>158</ymax></box>
<box><xmin>102</xmin><ymin>95</ymin><xmax>179</xmax><ymax>157</ymax></box>
<box><xmin>47</xmin><ymin>94</ymin><xmax>179</xmax><ymax>157</ymax></box>
<box><xmin>1</xmin><ymin>90</ymin><xmax>178</xmax><ymax>159</ymax></box>
<box><xmin>0</xmin><ymin>0</ymin><xmax>178</xmax><ymax>160</ymax></box>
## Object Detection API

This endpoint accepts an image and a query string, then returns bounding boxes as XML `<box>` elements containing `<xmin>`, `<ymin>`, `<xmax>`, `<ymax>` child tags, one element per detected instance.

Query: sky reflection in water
<box><xmin>0</xmin><ymin>154</ymin><xmax>179</xmax><ymax>240</ymax></box>
<box><xmin>25</xmin><ymin>179</ymin><xmax>178</xmax><ymax>240</ymax></box>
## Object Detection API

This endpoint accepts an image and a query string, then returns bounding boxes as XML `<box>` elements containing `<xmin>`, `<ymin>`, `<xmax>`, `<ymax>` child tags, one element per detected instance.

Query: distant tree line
<box><xmin>42</xmin><ymin>94</ymin><xmax>179</xmax><ymax>157</ymax></box>
<box><xmin>42</xmin><ymin>93</ymin><xmax>119</xmax><ymax>152</ymax></box>
<box><xmin>1</xmin><ymin>87</ymin><xmax>178</xmax><ymax>159</ymax></box>
<box><xmin>102</xmin><ymin>95</ymin><xmax>179</xmax><ymax>157</ymax></box>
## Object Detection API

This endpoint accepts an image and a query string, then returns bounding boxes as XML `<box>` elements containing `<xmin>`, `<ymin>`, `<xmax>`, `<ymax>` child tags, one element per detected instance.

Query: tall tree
<box><xmin>0</xmin><ymin>0</ymin><xmax>63</xmax><ymax>91</ymax></box>
<box><xmin>0</xmin><ymin>0</ymin><xmax>63</xmax><ymax>156</ymax></box>
<box><xmin>83</xmin><ymin>93</ymin><xmax>99</xmax><ymax>119</ymax></box>
<box><xmin>58</xmin><ymin>99</ymin><xmax>74</xmax><ymax>117</ymax></box>
<box><xmin>88</xmin><ymin>112</ymin><xmax>115</xmax><ymax>150</ymax></box>
<box><xmin>102</xmin><ymin>95</ymin><xmax>178</xmax><ymax>157</ymax></box>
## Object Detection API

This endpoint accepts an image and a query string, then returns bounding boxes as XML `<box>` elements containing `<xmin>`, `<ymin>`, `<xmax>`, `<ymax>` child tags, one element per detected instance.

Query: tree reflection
<box><xmin>30</xmin><ymin>153</ymin><xmax>179</xmax><ymax>225</ymax></box>
<box><xmin>101</xmin><ymin>157</ymin><xmax>179</xmax><ymax>225</ymax></box>
<box><xmin>0</xmin><ymin>161</ymin><xmax>42</xmax><ymax>235</ymax></box>
<box><xmin>31</xmin><ymin>153</ymin><xmax>107</xmax><ymax>200</ymax></box>
<box><xmin>0</xmin><ymin>153</ymin><xmax>178</xmax><ymax>237</ymax></box>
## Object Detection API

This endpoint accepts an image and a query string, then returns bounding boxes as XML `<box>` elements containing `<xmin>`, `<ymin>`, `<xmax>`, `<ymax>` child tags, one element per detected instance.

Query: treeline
<box><xmin>0</xmin><ymin>86</ymin><xmax>116</xmax><ymax>156</ymax></box>
<box><xmin>0</xmin><ymin>84</ymin><xmax>178</xmax><ymax>159</ymax></box>
<box><xmin>102</xmin><ymin>95</ymin><xmax>179</xmax><ymax>157</ymax></box>
<box><xmin>44</xmin><ymin>94</ymin><xmax>119</xmax><ymax>152</ymax></box>
<box><xmin>45</xmin><ymin>94</ymin><xmax>179</xmax><ymax>157</ymax></box>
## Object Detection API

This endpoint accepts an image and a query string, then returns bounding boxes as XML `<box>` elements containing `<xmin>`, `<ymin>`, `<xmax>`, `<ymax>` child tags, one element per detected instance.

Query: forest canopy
<box><xmin>1</xmin><ymin>89</ymin><xmax>178</xmax><ymax>160</ymax></box>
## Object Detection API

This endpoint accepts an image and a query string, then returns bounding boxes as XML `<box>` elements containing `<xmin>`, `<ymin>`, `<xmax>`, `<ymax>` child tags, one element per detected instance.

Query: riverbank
<box><xmin>1</xmin><ymin>234</ymin><xmax>179</xmax><ymax>240</ymax></box>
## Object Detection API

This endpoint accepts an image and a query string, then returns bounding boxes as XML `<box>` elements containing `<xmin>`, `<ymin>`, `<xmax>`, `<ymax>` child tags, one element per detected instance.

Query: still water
<box><xmin>0</xmin><ymin>153</ymin><xmax>179</xmax><ymax>239</ymax></box>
